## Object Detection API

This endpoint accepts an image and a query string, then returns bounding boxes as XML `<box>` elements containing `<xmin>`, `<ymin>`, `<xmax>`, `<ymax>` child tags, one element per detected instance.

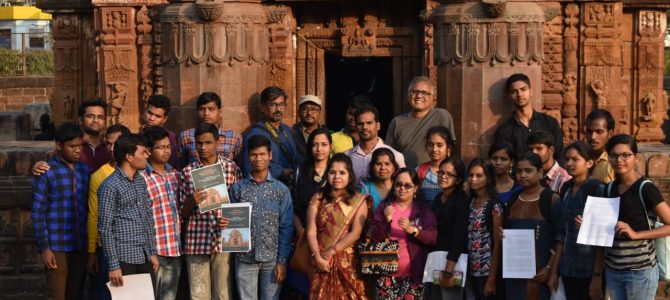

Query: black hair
<box><xmin>194</xmin><ymin>122</ymin><xmax>219</xmax><ymax>140</ymax></box>
<box><xmin>346</xmin><ymin>94</ymin><xmax>373</xmax><ymax>110</ymax></box>
<box><xmin>55</xmin><ymin>121</ymin><xmax>83</xmax><ymax>143</ymax></box>
<box><xmin>393</xmin><ymin>167</ymin><xmax>420</xmax><ymax>186</ymax></box>
<box><xmin>516</xmin><ymin>152</ymin><xmax>544</xmax><ymax>171</ymax></box>
<box><xmin>586</xmin><ymin>109</ymin><xmax>615</xmax><ymax>131</ymax></box>
<box><xmin>78</xmin><ymin>98</ymin><xmax>107</xmax><ymax>118</ymax></box>
<box><xmin>526</xmin><ymin>130</ymin><xmax>555</xmax><ymax>148</ymax></box>
<box><xmin>439</xmin><ymin>156</ymin><xmax>466</xmax><ymax>191</ymax></box>
<box><xmin>467</xmin><ymin>158</ymin><xmax>499</xmax><ymax>201</ymax></box>
<box><xmin>606</xmin><ymin>134</ymin><xmax>638</xmax><ymax>154</ymax></box>
<box><xmin>142</xmin><ymin>125</ymin><xmax>169</xmax><ymax>149</ymax></box>
<box><xmin>260</xmin><ymin>86</ymin><xmax>288</xmax><ymax>105</ymax></box>
<box><xmin>306</xmin><ymin>127</ymin><xmax>332</xmax><ymax>166</ymax></box>
<box><xmin>147</xmin><ymin>95</ymin><xmax>172</xmax><ymax>114</ymax></box>
<box><xmin>425</xmin><ymin>126</ymin><xmax>455</xmax><ymax>146</ymax></box>
<box><xmin>565</xmin><ymin>141</ymin><xmax>595</xmax><ymax>161</ymax></box>
<box><xmin>113</xmin><ymin>133</ymin><xmax>146</xmax><ymax>166</ymax></box>
<box><xmin>247</xmin><ymin>134</ymin><xmax>272</xmax><ymax>153</ymax></box>
<box><xmin>354</xmin><ymin>104</ymin><xmax>380</xmax><ymax>123</ymax></box>
<box><xmin>196</xmin><ymin>92</ymin><xmax>221</xmax><ymax>109</ymax></box>
<box><xmin>368</xmin><ymin>148</ymin><xmax>400</xmax><ymax>181</ymax></box>
<box><xmin>488</xmin><ymin>141</ymin><xmax>516</xmax><ymax>161</ymax></box>
<box><xmin>322</xmin><ymin>153</ymin><xmax>358</xmax><ymax>203</ymax></box>
<box><xmin>106</xmin><ymin>124</ymin><xmax>131</xmax><ymax>137</ymax></box>
<box><xmin>505</xmin><ymin>73</ymin><xmax>531</xmax><ymax>92</ymax></box>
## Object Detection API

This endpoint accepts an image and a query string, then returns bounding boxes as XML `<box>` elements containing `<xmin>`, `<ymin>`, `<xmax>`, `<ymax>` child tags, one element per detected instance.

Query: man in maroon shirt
<box><xmin>33</xmin><ymin>98</ymin><xmax>111</xmax><ymax>174</ymax></box>
<box><xmin>141</xmin><ymin>95</ymin><xmax>180</xmax><ymax>168</ymax></box>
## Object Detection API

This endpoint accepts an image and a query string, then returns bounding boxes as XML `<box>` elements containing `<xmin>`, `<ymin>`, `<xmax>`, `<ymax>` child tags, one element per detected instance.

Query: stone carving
<box><xmin>640</xmin><ymin>91</ymin><xmax>656</xmax><ymax>121</ymax></box>
<box><xmin>107</xmin><ymin>83</ymin><xmax>127</xmax><ymax>125</ymax></box>
<box><xmin>266</xmin><ymin>9</ymin><xmax>287</xmax><ymax>24</ymax></box>
<box><xmin>590</xmin><ymin>80</ymin><xmax>608</xmax><ymax>109</ymax></box>
<box><xmin>196</xmin><ymin>0</ymin><xmax>224</xmax><ymax>22</ymax></box>
<box><xmin>136</xmin><ymin>6</ymin><xmax>152</xmax><ymax>37</ymax></box>
<box><xmin>137</xmin><ymin>6</ymin><xmax>155</xmax><ymax>110</ymax></box>
<box><xmin>482</xmin><ymin>0</ymin><xmax>506</xmax><ymax>19</ymax></box>
<box><xmin>161</xmin><ymin>15</ymin><xmax>270</xmax><ymax>66</ymax></box>
<box><xmin>62</xmin><ymin>95</ymin><xmax>74</xmax><ymax>120</ymax></box>
<box><xmin>562</xmin><ymin>118</ymin><xmax>578</xmax><ymax>144</ymax></box>
<box><xmin>52</xmin><ymin>14</ymin><xmax>82</xmax><ymax>124</ymax></box>
<box><xmin>541</xmin><ymin>3</ymin><xmax>563</xmax><ymax>112</ymax></box>
<box><xmin>341</xmin><ymin>16</ymin><xmax>377</xmax><ymax>57</ymax></box>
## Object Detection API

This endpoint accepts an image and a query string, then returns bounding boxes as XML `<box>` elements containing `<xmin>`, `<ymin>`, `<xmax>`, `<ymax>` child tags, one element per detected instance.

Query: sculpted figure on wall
<box><xmin>590</xmin><ymin>80</ymin><xmax>608</xmax><ymax>109</ymax></box>
<box><xmin>107</xmin><ymin>83</ymin><xmax>127</xmax><ymax>125</ymax></box>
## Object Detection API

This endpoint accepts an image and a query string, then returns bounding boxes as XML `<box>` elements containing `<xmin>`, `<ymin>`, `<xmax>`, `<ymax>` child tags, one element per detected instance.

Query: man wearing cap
<box><xmin>291</xmin><ymin>95</ymin><xmax>329</xmax><ymax>164</ymax></box>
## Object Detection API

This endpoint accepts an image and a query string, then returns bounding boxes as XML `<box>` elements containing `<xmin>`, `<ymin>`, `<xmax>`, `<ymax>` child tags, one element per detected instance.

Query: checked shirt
<box><xmin>32</xmin><ymin>156</ymin><xmax>90</xmax><ymax>252</ymax></box>
<box><xmin>180</xmin><ymin>157</ymin><xmax>242</xmax><ymax>255</ymax></box>
<box><xmin>98</xmin><ymin>168</ymin><xmax>157</xmax><ymax>271</ymax></box>
<box><xmin>178</xmin><ymin>127</ymin><xmax>242</xmax><ymax>167</ymax></box>
<box><xmin>142</xmin><ymin>164</ymin><xmax>182</xmax><ymax>257</ymax></box>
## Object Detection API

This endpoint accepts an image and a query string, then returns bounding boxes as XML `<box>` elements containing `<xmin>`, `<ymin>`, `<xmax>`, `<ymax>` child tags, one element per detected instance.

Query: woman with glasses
<box><xmin>595</xmin><ymin>134</ymin><xmax>670</xmax><ymax>300</ymax></box>
<box><xmin>360</xmin><ymin>148</ymin><xmax>400</xmax><ymax>209</ymax></box>
<box><xmin>416</xmin><ymin>126</ymin><xmax>455</xmax><ymax>205</ymax></box>
<box><xmin>428</xmin><ymin>157</ymin><xmax>468</xmax><ymax>299</ymax></box>
<box><xmin>370</xmin><ymin>168</ymin><xmax>437</xmax><ymax>299</ymax></box>
<box><xmin>306</xmin><ymin>154</ymin><xmax>369</xmax><ymax>299</ymax></box>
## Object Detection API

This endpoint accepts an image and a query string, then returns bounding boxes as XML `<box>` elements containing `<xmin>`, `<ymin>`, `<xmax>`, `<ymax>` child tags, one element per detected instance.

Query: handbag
<box><xmin>290</xmin><ymin>231</ymin><xmax>311</xmax><ymax>275</ymax></box>
<box><xmin>357</xmin><ymin>238</ymin><xmax>400</xmax><ymax>275</ymax></box>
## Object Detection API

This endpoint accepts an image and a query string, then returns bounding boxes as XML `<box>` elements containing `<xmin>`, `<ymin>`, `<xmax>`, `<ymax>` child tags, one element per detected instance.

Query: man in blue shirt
<box><xmin>230</xmin><ymin>135</ymin><xmax>293</xmax><ymax>300</ymax></box>
<box><xmin>241</xmin><ymin>86</ymin><xmax>298</xmax><ymax>185</ymax></box>
<box><xmin>98</xmin><ymin>134</ymin><xmax>158</xmax><ymax>288</ymax></box>
<box><xmin>32</xmin><ymin>122</ymin><xmax>89</xmax><ymax>300</ymax></box>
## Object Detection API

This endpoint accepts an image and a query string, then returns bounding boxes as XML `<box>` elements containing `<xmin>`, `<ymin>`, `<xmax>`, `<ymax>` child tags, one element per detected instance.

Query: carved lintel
<box><xmin>482</xmin><ymin>0</ymin><xmax>506</xmax><ymax>19</ymax></box>
<box><xmin>266</xmin><ymin>9</ymin><xmax>287</xmax><ymax>24</ymax></box>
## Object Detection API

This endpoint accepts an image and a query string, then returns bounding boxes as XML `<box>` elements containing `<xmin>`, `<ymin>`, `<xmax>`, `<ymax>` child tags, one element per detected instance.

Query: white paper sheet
<box><xmin>106</xmin><ymin>273</ymin><xmax>154</xmax><ymax>300</ymax></box>
<box><xmin>502</xmin><ymin>229</ymin><xmax>536</xmax><ymax>279</ymax></box>
<box><xmin>577</xmin><ymin>196</ymin><xmax>620</xmax><ymax>247</ymax></box>
<box><xmin>421</xmin><ymin>251</ymin><xmax>468</xmax><ymax>287</ymax></box>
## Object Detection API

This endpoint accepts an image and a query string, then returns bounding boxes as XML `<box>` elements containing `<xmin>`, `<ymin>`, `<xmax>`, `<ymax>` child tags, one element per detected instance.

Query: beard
<box><xmin>82</xmin><ymin>126</ymin><xmax>101</xmax><ymax>136</ymax></box>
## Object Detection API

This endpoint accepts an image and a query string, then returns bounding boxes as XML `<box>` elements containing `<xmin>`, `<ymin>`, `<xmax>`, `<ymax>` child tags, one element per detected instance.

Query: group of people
<box><xmin>30</xmin><ymin>72</ymin><xmax>670</xmax><ymax>300</ymax></box>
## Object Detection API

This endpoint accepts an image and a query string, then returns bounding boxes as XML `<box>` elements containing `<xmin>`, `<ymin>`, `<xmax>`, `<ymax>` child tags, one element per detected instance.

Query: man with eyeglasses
<box><xmin>32</xmin><ymin>98</ymin><xmax>111</xmax><ymax>175</ymax></box>
<box><xmin>386</xmin><ymin>76</ymin><xmax>456</xmax><ymax>169</ymax></box>
<box><xmin>241</xmin><ymin>86</ymin><xmax>298</xmax><ymax>185</ymax></box>
<box><xmin>291</xmin><ymin>95</ymin><xmax>329</xmax><ymax>164</ymax></box>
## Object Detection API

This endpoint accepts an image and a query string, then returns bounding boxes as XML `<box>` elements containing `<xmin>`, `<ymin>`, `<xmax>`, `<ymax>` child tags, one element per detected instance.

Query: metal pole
<box><xmin>21</xmin><ymin>32</ymin><xmax>26</xmax><ymax>76</ymax></box>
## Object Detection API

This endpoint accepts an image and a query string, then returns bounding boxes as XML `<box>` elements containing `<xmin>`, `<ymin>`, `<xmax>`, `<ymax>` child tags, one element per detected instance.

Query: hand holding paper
<box><xmin>577</xmin><ymin>196</ymin><xmax>620</xmax><ymax>247</ymax></box>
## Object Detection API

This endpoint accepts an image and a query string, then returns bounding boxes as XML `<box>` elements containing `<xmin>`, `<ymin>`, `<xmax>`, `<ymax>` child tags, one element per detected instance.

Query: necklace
<box><xmin>518</xmin><ymin>194</ymin><xmax>540</xmax><ymax>202</ymax></box>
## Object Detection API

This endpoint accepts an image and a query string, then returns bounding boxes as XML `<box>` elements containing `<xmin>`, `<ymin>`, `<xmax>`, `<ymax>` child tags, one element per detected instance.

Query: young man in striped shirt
<box><xmin>142</xmin><ymin>126</ymin><xmax>182</xmax><ymax>300</ymax></box>
<box><xmin>32</xmin><ymin>122</ymin><xmax>89</xmax><ymax>300</ymax></box>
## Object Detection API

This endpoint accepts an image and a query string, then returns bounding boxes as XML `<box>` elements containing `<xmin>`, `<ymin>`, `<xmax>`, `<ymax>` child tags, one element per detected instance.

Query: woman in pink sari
<box><xmin>306</xmin><ymin>153</ymin><xmax>370</xmax><ymax>300</ymax></box>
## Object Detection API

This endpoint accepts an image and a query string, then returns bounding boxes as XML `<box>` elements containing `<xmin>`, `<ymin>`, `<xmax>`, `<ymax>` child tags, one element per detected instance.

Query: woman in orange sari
<box><xmin>306</xmin><ymin>153</ymin><xmax>370</xmax><ymax>300</ymax></box>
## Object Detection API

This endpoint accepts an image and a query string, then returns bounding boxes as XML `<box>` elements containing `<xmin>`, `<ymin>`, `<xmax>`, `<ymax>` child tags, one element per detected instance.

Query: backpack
<box><xmin>417</xmin><ymin>163</ymin><xmax>431</xmax><ymax>187</ymax></box>
<box><xmin>606</xmin><ymin>179</ymin><xmax>670</xmax><ymax>280</ymax></box>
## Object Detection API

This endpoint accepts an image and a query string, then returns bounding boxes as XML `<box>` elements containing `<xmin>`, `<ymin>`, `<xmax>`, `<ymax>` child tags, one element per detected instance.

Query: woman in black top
<box><xmin>293</xmin><ymin>127</ymin><xmax>332</xmax><ymax>233</ymax></box>
<box><xmin>429</xmin><ymin>156</ymin><xmax>468</xmax><ymax>300</ymax></box>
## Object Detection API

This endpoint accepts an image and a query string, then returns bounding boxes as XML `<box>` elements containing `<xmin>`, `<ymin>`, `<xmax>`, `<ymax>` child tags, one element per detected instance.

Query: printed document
<box><xmin>503</xmin><ymin>229</ymin><xmax>536</xmax><ymax>279</ymax></box>
<box><xmin>577</xmin><ymin>196</ymin><xmax>620</xmax><ymax>247</ymax></box>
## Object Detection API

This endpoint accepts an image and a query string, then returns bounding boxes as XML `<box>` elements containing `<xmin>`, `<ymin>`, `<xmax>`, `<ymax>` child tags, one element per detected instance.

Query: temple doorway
<box><xmin>324</xmin><ymin>54</ymin><xmax>394</xmax><ymax>136</ymax></box>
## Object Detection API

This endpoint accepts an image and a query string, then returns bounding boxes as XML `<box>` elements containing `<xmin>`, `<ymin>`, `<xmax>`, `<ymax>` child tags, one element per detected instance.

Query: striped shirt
<box><xmin>178</xmin><ymin>127</ymin><xmax>242</xmax><ymax>167</ymax></box>
<box><xmin>142</xmin><ymin>164</ymin><xmax>182</xmax><ymax>257</ymax></box>
<box><xmin>98</xmin><ymin>167</ymin><xmax>157</xmax><ymax>271</ymax></box>
<box><xmin>605</xmin><ymin>177</ymin><xmax>663</xmax><ymax>271</ymax></box>
<box><xmin>545</xmin><ymin>161</ymin><xmax>571</xmax><ymax>193</ymax></box>
<box><xmin>32</xmin><ymin>156</ymin><xmax>89</xmax><ymax>252</ymax></box>
<box><xmin>180</xmin><ymin>157</ymin><xmax>242</xmax><ymax>255</ymax></box>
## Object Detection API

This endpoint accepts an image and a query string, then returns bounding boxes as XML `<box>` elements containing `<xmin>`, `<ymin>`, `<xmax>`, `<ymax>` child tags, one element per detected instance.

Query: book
<box><xmin>190</xmin><ymin>163</ymin><xmax>230</xmax><ymax>213</ymax></box>
<box><xmin>220</xmin><ymin>203</ymin><xmax>252</xmax><ymax>252</ymax></box>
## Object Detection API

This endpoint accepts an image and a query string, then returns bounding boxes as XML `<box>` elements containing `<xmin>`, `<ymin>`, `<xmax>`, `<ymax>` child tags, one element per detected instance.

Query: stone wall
<box><xmin>0</xmin><ymin>77</ymin><xmax>54</xmax><ymax>112</ymax></box>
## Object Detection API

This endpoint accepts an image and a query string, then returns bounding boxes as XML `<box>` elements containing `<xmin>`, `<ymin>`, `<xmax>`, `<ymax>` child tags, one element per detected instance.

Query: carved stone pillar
<box><xmin>431</xmin><ymin>2</ymin><xmax>544</xmax><ymax>160</ymax></box>
<box><xmin>160</xmin><ymin>0</ymin><xmax>270</xmax><ymax>133</ymax></box>
<box><xmin>37</xmin><ymin>0</ymin><xmax>98</xmax><ymax>125</ymax></box>
<box><xmin>265</xmin><ymin>5</ymin><xmax>296</xmax><ymax>124</ymax></box>
<box><xmin>561</xmin><ymin>3</ymin><xmax>579</xmax><ymax>144</ymax></box>
<box><xmin>579</xmin><ymin>2</ymin><xmax>626</xmax><ymax>134</ymax></box>
<box><xmin>634</xmin><ymin>10</ymin><xmax>667</xmax><ymax>142</ymax></box>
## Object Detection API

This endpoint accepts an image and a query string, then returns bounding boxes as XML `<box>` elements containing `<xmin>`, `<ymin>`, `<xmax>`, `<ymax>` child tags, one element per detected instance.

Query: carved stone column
<box><xmin>561</xmin><ymin>3</ymin><xmax>579</xmax><ymax>144</ymax></box>
<box><xmin>431</xmin><ymin>1</ymin><xmax>544</xmax><ymax>160</ymax></box>
<box><xmin>265</xmin><ymin>5</ymin><xmax>296</xmax><ymax>124</ymax></box>
<box><xmin>37</xmin><ymin>0</ymin><xmax>98</xmax><ymax>125</ymax></box>
<box><xmin>160</xmin><ymin>0</ymin><xmax>270</xmax><ymax>133</ymax></box>
<box><xmin>634</xmin><ymin>10</ymin><xmax>667</xmax><ymax>142</ymax></box>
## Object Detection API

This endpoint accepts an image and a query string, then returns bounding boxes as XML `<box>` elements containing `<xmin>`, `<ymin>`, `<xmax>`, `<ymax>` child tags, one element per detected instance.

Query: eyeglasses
<box><xmin>409</xmin><ymin>89</ymin><xmax>433</xmax><ymax>97</ymax></box>
<box><xmin>153</xmin><ymin>145</ymin><xmax>172</xmax><ymax>151</ymax></box>
<box><xmin>394</xmin><ymin>183</ymin><xmax>415</xmax><ymax>190</ymax></box>
<box><xmin>84</xmin><ymin>114</ymin><xmax>105</xmax><ymax>121</ymax></box>
<box><xmin>609</xmin><ymin>152</ymin><xmax>635</xmax><ymax>162</ymax></box>
<box><xmin>300</xmin><ymin>107</ymin><xmax>321</xmax><ymax>113</ymax></box>
<box><xmin>268</xmin><ymin>102</ymin><xmax>288</xmax><ymax>109</ymax></box>
<box><xmin>437</xmin><ymin>171</ymin><xmax>458</xmax><ymax>179</ymax></box>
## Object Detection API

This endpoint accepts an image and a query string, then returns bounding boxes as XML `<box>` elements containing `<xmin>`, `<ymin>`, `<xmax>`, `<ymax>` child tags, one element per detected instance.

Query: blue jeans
<box><xmin>155</xmin><ymin>256</ymin><xmax>181</xmax><ymax>300</ymax></box>
<box><xmin>235</xmin><ymin>259</ymin><xmax>281</xmax><ymax>300</ymax></box>
<box><xmin>606</xmin><ymin>265</ymin><xmax>659</xmax><ymax>300</ymax></box>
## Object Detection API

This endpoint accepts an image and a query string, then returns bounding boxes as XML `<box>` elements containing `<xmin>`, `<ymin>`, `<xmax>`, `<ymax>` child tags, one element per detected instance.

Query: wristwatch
<box><xmin>411</xmin><ymin>226</ymin><xmax>419</xmax><ymax>236</ymax></box>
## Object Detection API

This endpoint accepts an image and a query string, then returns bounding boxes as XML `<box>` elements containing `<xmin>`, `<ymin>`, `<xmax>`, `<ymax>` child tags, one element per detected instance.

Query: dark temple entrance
<box><xmin>325</xmin><ymin>55</ymin><xmax>394</xmax><ymax>137</ymax></box>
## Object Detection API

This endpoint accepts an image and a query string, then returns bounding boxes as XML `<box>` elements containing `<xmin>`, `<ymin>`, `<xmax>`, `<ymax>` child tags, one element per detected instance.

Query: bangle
<box><xmin>545</xmin><ymin>265</ymin><xmax>551</xmax><ymax>270</ymax></box>
<box><xmin>311</xmin><ymin>252</ymin><xmax>318</xmax><ymax>257</ymax></box>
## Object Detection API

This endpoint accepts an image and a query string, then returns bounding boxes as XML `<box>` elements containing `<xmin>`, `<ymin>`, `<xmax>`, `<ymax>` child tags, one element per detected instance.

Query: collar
<box><xmin>354</xmin><ymin>138</ymin><xmax>385</xmax><ymax>155</ymax></box>
<box><xmin>194</xmin><ymin>156</ymin><xmax>227</xmax><ymax>168</ymax></box>
<box><xmin>83</xmin><ymin>136</ymin><xmax>106</xmax><ymax>149</ymax></box>
<box><xmin>596</xmin><ymin>151</ymin><xmax>609</xmax><ymax>162</ymax></box>
<box><xmin>51</xmin><ymin>155</ymin><xmax>77</xmax><ymax>169</ymax></box>
<box><xmin>511</xmin><ymin>109</ymin><xmax>538</xmax><ymax>127</ymax></box>
<box><xmin>545</xmin><ymin>161</ymin><xmax>561</xmax><ymax>180</ymax></box>
<box><xmin>115</xmin><ymin>166</ymin><xmax>139</xmax><ymax>182</ymax></box>
<box><xmin>145</xmin><ymin>163</ymin><xmax>174</xmax><ymax>175</ymax></box>
<box><xmin>244</xmin><ymin>172</ymin><xmax>276</xmax><ymax>184</ymax></box>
